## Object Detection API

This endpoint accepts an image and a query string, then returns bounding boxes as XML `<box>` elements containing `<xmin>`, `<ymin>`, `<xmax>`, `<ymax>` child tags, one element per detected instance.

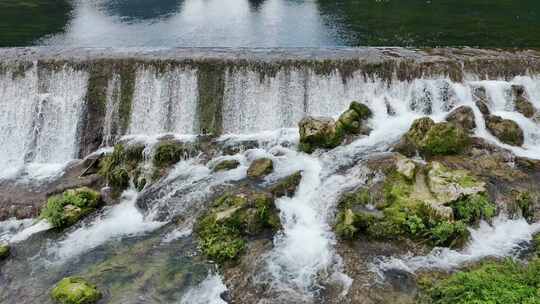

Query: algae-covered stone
<box><xmin>420</xmin><ymin>122</ymin><xmax>470</xmax><ymax>155</ymax></box>
<box><xmin>399</xmin><ymin>117</ymin><xmax>470</xmax><ymax>156</ymax></box>
<box><xmin>298</xmin><ymin>116</ymin><xmax>341</xmax><ymax>153</ymax></box>
<box><xmin>51</xmin><ymin>277</ymin><xmax>102</xmax><ymax>304</ymax></box>
<box><xmin>99</xmin><ymin>143</ymin><xmax>144</xmax><ymax>197</ymax></box>
<box><xmin>486</xmin><ymin>115</ymin><xmax>524</xmax><ymax>146</ymax></box>
<box><xmin>0</xmin><ymin>244</ymin><xmax>10</xmax><ymax>260</ymax></box>
<box><xmin>247</xmin><ymin>158</ymin><xmax>273</xmax><ymax>179</ymax></box>
<box><xmin>446</xmin><ymin>106</ymin><xmax>476</xmax><ymax>132</ymax></box>
<box><xmin>213</xmin><ymin>159</ymin><xmax>240</xmax><ymax>172</ymax></box>
<box><xmin>349</xmin><ymin>101</ymin><xmax>373</xmax><ymax>120</ymax></box>
<box><xmin>269</xmin><ymin>171</ymin><xmax>302</xmax><ymax>198</ymax></box>
<box><xmin>153</xmin><ymin>141</ymin><xmax>187</xmax><ymax>168</ymax></box>
<box><xmin>195</xmin><ymin>192</ymin><xmax>280</xmax><ymax>264</ymax></box>
<box><xmin>512</xmin><ymin>85</ymin><xmax>536</xmax><ymax>118</ymax></box>
<box><xmin>41</xmin><ymin>187</ymin><xmax>102</xmax><ymax>229</ymax></box>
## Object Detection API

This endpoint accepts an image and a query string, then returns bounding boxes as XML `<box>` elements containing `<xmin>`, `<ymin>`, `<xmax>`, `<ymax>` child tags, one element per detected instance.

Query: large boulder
<box><xmin>298</xmin><ymin>117</ymin><xmax>342</xmax><ymax>153</ymax></box>
<box><xmin>446</xmin><ymin>106</ymin><xmax>476</xmax><ymax>132</ymax></box>
<box><xmin>396</xmin><ymin>117</ymin><xmax>470</xmax><ymax>156</ymax></box>
<box><xmin>485</xmin><ymin>115</ymin><xmax>524</xmax><ymax>146</ymax></box>
<box><xmin>51</xmin><ymin>277</ymin><xmax>102</xmax><ymax>304</ymax></box>
<box><xmin>247</xmin><ymin>158</ymin><xmax>273</xmax><ymax>179</ymax></box>
<box><xmin>269</xmin><ymin>171</ymin><xmax>303</xmax><ymax>198</ymax></box>
<box><xmin>512</xmin><ymin>85</ymin><xmax>536</xmax><ymax>118</ymax></box>
<box><xmin>299</xmin><ymin>102</ymin><xmax>372</xmax><ymax>153</ymax></box>
<box><xmin>213</xmin><ymin>159</ymin><xmax>240</xmax><ymax>172</ymax></box>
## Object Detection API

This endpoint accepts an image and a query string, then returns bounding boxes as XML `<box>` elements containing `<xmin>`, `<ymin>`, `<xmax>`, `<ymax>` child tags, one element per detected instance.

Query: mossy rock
<box><xmin>399</xmin><ymin>117</ymin><xmax>470</xmax><ymax>156</ymax></box>
<box><xmin>422</xmin><ymin>258</ymin><xmax>540</xmax><ymax>304</ymax></box>
<box><xmin>334</xmin><ymin>164</ymin><xmax>492</xmax><ymax>247</ymax></box>
<box><xmin>269</xmin><ymin>171</ymin><xmax>303</xmax><ymax>198</ymax></box>
<box><xmin>485</xmin><ymin>115</ymin><xmax>524</xmax><ymax>146</ymax></box>
<box><xmin>99</xmin><ymin>144</ymin><xmax>144</xmax><ymax>197</ymax></box>
<box><xmin>445</xmin><ymin>106</ymin><xmax>476</xmax><ymax>132</ymax></box>
<box><xmin>213</xmin><ymin>159</ymin><xmax>240</xmax><ymax>172</ymax></box>
<box><xmin>349</xmin><ymin>101</ymin><xmax>373</xmax><ymax>120</ymax></box>
<box><xmin>247</xmin><ymin>158</ymin><xmax>273</xmax><ymax>179</ymax></box>
<box><xmin>0</xmin><ymin>244</ymin><xmax>10</xmax><ymax>260</ymax></box>
<box><xmin>298</xmin><ymin>116</ymin><xmax>342</xmax><ymax>153</ymax></box>
<box><xmin>51</xmin><ymin>277</ymin><xmax>102</xmax><ymax>304</ymax></box>
<box><xmin>195</xmin><ymin>192</ymin><xmax>280</xmax><ymax>264</ymax></box>
<box><xmin>512</xmin><ymin>84</ymin><xmax>536</xmax><ymax>118</ymax></box>
<box><xmin>153</xmin><ymin>141</ymin><xmax>187</xmax><ymax>169</ymax></box>
<box><xmin>40</xmin><ymin>187</ymin><xmax>102</xmax><ymax>229</ymax></box>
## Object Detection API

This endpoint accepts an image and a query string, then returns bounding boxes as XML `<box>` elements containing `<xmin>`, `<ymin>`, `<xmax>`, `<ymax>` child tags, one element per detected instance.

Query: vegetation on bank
<box><xmin>40</xmin><ymin>187</ymin><xmax>102</xmax><ymax>229</ymax></box>
<box><xmin>419</xmin><ymin>258</ymin><xmax>540</xmax><ymax>304</ymax></box>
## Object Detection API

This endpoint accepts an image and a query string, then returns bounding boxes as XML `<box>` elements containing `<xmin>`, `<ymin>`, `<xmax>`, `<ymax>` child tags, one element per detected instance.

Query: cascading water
<box><xmin>1</xmin><ymin>50</ymin><xmax>540</xmax><ymax>303</ymax></box>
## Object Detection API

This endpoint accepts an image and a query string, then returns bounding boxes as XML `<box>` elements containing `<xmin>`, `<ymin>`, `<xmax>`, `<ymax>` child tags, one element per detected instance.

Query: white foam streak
<box><xmin>179</xmin><ymin>274</ymin><xmax>228</xmax><ymax>304</ymax></box>
<box><xmin>47</xmin><ymin>190</ymin><xmax>165</xmax><ymax>262</ymax></box>
<box><xmin>7</xmin><ymin>220</ymin><xmax>52</xmax><ymax>243</ymax></box>
<box><xmin>374</xmin><ymin>216</ymin><xmax>540</xmax><ymax>275</ymax></box>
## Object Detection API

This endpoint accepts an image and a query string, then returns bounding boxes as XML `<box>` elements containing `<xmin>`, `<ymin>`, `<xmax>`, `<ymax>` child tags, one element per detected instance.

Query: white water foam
<box><xmin>373</xmin><ymin>216</ymin><xmax>540</xmax><ymax>276</ymax></box>
<box><xmin>46</xmin><ymin>189</ymin><xmax>164</xmax><ymax>262</ymax></box>
<box><xmin>179</xmin><ymin>274</ymin><xmax>228</xmax><ymax>304</ymax></box>
<box><xmin>7</xmin><ymin>220</ymin><xmax>52</xmax><ymax>243</ymax></box>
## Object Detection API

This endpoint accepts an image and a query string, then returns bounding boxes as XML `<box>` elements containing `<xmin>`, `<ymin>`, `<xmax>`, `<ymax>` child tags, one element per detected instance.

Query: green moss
<box><xmin>0</xmin><ymin>244</ymin><xmax>10</xmax><ymax>260</ymax></box>
<box><xmin>195</xmin><ymin>193</ymin><xmax>280</xmax><ymax>264</ymax></box>
<box><xmin>420</xmin><ymin>122</ymin><xmax>470</xmax><ymax>155</ymax></box>
<box><xmin>99</xmin><ymin>144</ymin><xmax>144</xmax><ymax>196</ymax></box>
<box><xmin>51</xmin><ymin>277</ymin><xmax>102</xmax><ymax>304</ymax></box>
<box><xmin>451</xmin><ymin>193</ymin><xmax>496</xmax><ymax>225</ymax></box>
<box><xmin>269</xmin><ymin>171</ymin><xmax>303</xmax><ymax>197</ymax></box>
<box><xmin>153</xmin><ymin>141</ymin><xmax>186</xmax><ymax>168</ymax></box>
<box><xmin>40</xmin><ymin>187</ymin><xmax>102</xmax><ymax>229</ymax></box>
<box><xmin>334</xmin><ymin>170</ymin><xmax>473</xmax><ymax>247</ymax></box>
<box><xmin>515</xmin><ymin>191</ymin><xmax>535</xmax><ymax>221</ymax></box>
<box><xmin>213</xmin><ymin>159</ymin><xmax>240</xmax><ymax>172</ymax></box>
<box><xmin>247</xmin><ymin>158</ymin><xmax>274</xmax><ymax>179</ymax></box>
<box><xmin>424</xmin><ymin>259</ymin><xmax>540</xmax><ymax>304</ymax></box>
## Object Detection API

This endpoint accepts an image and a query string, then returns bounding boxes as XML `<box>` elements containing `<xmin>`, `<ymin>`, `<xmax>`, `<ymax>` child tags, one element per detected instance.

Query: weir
<box><xmin>1</xmin><ymin>47</ymin><xmax>540</xmax><ymax>173</ymax></box>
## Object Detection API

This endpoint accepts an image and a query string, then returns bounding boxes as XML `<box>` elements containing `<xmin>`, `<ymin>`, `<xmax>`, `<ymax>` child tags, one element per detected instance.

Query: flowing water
<box><xmin>1</xmin><ymin>53</ymin><xmax>540</xmax><ymax>302</ymax></box>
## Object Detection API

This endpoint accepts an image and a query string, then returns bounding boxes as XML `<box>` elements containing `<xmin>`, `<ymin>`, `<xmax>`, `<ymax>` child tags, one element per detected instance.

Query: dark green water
<box><xmin>1</xmin><ymin>0</ymin><xmax>539</xmax><ymax>48</ymax></box>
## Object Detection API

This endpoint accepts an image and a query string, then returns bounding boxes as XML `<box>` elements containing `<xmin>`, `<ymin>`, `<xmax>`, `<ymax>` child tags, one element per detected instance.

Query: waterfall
<box><xmin>0</xmin><ymin>55</ymin><xmax>539</xmax><ymax>181</ymax></box>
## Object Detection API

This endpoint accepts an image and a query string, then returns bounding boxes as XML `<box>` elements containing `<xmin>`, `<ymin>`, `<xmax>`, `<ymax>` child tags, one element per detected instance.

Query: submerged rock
<box><xmin>247</xmin><ymin>158</ymin><xmax>273</xmax><ymax>179</ymax></box>
<box><xmin>512</xmin><ymin>85</ymin><xmax>536</xmax><ymax>118</ymax></box>
<box><xmin>485</xmin><ymin>115</ymin><xmax>524</xmax><ymax>146</ymax></box>
<box><xmin>51</xmin><ymin>277</ymin><xmax>102</xmax><ymax>304</ymax></box>
<box><xmin>213</xmin><ymin>159</ymin><xmax>240</xmax><ymax>172</ymax></box>
<box><xmin>0</xmin><ymin>244</ymin><xmax>10</xmax><ymax>260</ymax></box>
<box><xmin>446</xmin><ymin>105</ymin><xmax>476</xmax><ymax>132</ymax></box>
<box><xmin>40</xmin><ymin>187</ymin><xmax>102</xmax><ymax>229</ymax></box>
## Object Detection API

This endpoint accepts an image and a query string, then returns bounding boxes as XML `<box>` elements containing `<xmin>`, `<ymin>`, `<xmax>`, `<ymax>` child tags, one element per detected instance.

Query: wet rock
<box><xmin>247</xmin><ymin>158</ymin><xmax>273</xmax><ymax>179</ymax></box>
<box><xmin>446</xmin><ymin>105</ymin><xmax>476</xmax><ymax>132</ymax></box>
<box><xmin>195</xmin><ymin>192</ymin><xmax>280</xmax><ymax>264</ymax></box>
<box><xmin>397</xmin><ymin>117</ymin><xmax>470</xmax><ymax>156</ymax></box>
<box><xmin>98</xmin><ymin>143</ymin><xmax>144</xmax><ymax>197</ymax></box>
<box><xmin>269</xmin><ymin>171</ymin><xmax>302</xmax><ymax>198</ymax></box>
<box><xmin>512</xmin><ymin>85</ymin><xmax>536</xmax><ymax>118</ymax></box>
<box><xmin>485</xmin><ymin>115</ymin><xmax>524</xmax><ymax>146</ymax></box>
<box><xmin>298</xmin><ymin>116</ymin><xmax>341</xmax><ymax>153</ymax></box>
<box><xmin>0</xmin><ymin>244</ymin><xmax>10</xmax><ymax>260</ymax></box>
<box><xmin>213</xmin><ymin>159</ymin><xmax>240</xmax><ymax>172</ymax></box>
<box><xmin>40</xmin><ymin>187</ymin><xmax>102</xmax><ymax>229</ymax></box>
<box><xmin>51</xmin><ymin>277</ymin><xmax>102</xmax><ymax>304</ymax></box>
<box><xmin>472</xmin><ymin>86</ymin><xmax>490</xmax><ymax>117</ymax></box>
<box><xmin>299</xmin><ymin>102</ymin><xmax>372</xmax><ymax>153</ymax></box>
<box><xmin>99</xmin><ymin>187</ymin><xmax>115</xmax><ymax>205</ymax></box>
